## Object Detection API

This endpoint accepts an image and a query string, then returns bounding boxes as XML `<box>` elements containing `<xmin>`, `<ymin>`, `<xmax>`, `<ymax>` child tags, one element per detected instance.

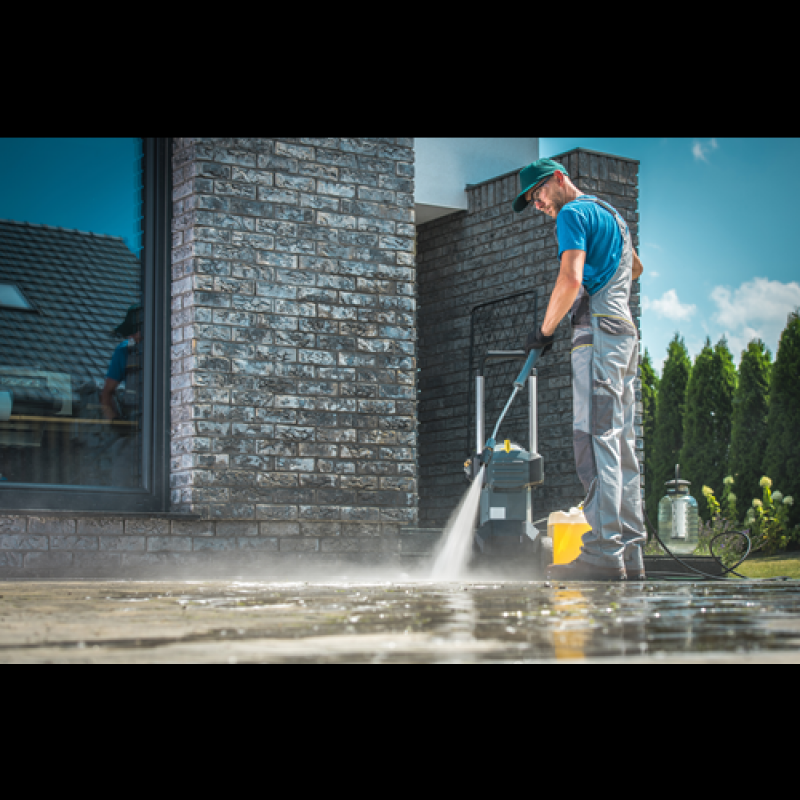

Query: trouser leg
<box><xmin>578</xmin><ymin>329</ymin><xmax>635</xmax><ymax>569</ymax></box>
<box><xmin>620</xmin><ymin>338</ymin><xmax>646</xmax><ymax>571</ymax></box>
<box><xmin>572</xmin><ymin>335</ymin><xmax>618</xmax><ymax>566</ymax></box>
<box><xmin>571</xmin><ymin>335</ymin><xmax>595</xmax><ymax>493</ymax></box>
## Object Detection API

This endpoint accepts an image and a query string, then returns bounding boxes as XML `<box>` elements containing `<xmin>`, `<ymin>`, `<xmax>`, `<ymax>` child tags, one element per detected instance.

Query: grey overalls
<box><xmin>560</xmin><ymin>196</ymin><xmax>646</xmax><ymax>572</ymax></box>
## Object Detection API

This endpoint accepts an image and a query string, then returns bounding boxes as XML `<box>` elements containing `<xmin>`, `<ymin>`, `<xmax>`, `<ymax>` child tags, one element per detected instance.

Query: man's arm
<box><xmin>632</xmin><ymin>248</ymin><xmax>643</xmax><ymax>280</ymax></box>
<box><xmin>100</xmin><ymin>378</ymin><xmax>120</xmax><ymax>420</ymax></box>
<box><xmin>541</xmin><ymin>249</ymin><xmax>585</xmax><ymax>336</ymax></box>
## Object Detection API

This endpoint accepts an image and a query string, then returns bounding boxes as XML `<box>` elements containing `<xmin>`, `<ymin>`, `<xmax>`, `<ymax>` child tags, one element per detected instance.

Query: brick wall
<box><xmin>0</xmin><ymin>514</ymin><xmax>255</xmax><ymax>577</ymax></box>
<box><xmin>169</xmin><ymin>138</ymin><xmax>418</xmax><ymax>558</ymax></box>
<box><xmin>416</xmin><ymin>148</ymin><xmax>642</xmax><ymax>529</ymax></box>
<box><xmin>0</xmin><ymin>137</ymin><xmax>421</xmax><ymax>578</ymax></box>
<box><xmin>0</xmin><ymin>512</ymin><xmax>434</xmax><ymax>577</ymax></box>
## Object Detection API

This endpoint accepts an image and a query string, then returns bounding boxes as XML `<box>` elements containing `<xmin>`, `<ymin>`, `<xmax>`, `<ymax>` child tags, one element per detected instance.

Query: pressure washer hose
<box><xmin>641</xmin><ymin>508</ymin><xmax>792</xmax><ymax>582</ymax></box>
<box><xmin>533</xmin><ymin>510</ymin><xmax>791</xmax><ymax>582</ymax></box>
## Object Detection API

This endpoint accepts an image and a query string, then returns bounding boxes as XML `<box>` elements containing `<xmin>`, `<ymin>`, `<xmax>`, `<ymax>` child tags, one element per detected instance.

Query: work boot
<box><xmin>546</xmin><ymin>555</ymin><xmax>626</xmax><ymax>582</ymax></box>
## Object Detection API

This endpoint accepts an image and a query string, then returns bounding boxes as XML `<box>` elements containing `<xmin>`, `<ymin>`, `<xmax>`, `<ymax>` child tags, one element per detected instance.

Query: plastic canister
<box><xmin>547</xmin><ymin>507</ymin><xmax>591</xmax><ymax>565</ymax></box>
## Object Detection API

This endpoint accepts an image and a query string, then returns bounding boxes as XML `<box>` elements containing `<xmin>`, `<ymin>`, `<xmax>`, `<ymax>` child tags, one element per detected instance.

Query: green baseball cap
<box><xmin>512</xmin><ymin>157</ymin><xmax>568</xmax><ymax>213</ymax></box>
<box><xmin>114</xmin><ymin>303</ymin><xmax>143</xmax><ymax>338</ymax></box>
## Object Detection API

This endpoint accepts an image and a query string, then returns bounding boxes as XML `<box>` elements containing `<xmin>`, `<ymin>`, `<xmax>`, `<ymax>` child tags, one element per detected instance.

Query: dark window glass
<box><xmin>0</xmin><ymin>138</ymin><xmax>169</xmax><ymax>509</ymax></box>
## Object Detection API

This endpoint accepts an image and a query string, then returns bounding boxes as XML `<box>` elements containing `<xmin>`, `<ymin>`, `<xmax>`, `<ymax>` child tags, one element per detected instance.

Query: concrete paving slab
<box><xmin>2</xmin><ymin>575</ymin><xmax>800</xmax><ymax>663</ymax></box>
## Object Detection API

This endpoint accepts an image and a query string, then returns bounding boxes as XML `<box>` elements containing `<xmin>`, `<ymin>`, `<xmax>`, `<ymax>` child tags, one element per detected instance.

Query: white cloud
<box><xmin>642</xmin><ymin>289</ymin><xmax>697</xmax><ymax>321</ymax></box>
<box><xmin>710</xmin><ymin>277</ymin><xmax>800</xmax><ymax>357</ymax></box>
<box><xmin>692</xmin><ymin>138</ymin><xmax>718</xmax><ymax>162</ymax></box>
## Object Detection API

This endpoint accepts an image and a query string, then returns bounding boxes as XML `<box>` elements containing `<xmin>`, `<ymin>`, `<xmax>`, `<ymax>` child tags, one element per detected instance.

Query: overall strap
<box><xmin>578</xmin><ymin>197</ymin><xmax>636</xmax><ymax>336</ymax></box>
<box><xmin>573</xmin><ymin>195</ymin><xmax>629</xmax><ymax>241</ymax></box>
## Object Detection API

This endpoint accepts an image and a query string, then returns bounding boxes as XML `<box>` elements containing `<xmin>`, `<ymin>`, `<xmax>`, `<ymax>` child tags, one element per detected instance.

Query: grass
<box><xmin>733</xmin><ymin>552</ymin><xmax>800</xmax><ymax>579</ymax></box>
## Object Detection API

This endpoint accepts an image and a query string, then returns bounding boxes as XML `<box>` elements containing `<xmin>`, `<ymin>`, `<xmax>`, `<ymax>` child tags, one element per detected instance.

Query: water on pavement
<box><xmin>2</xmin><ymin>570</ymin><xmax>800</xmax><ymax>662</ymax></box>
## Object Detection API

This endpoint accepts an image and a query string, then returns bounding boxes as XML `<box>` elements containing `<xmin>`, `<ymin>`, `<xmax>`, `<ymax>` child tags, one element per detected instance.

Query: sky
<box><xmin>0</xmin><ymin>137</ymin><xmax>139</xmax><ymax>252</ymax></box>
<box><xmin>540</xmin><ymin>137</ymin><xmax>800</xmax><ymax>373</ymax></box>
<box><xmin>2</xmin><ymin>138</ymin><xmax>799</xmax><ymax>375</ymax></box>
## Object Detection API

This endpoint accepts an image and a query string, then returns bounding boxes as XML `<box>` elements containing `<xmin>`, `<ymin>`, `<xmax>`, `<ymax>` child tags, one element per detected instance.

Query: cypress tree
<box><xmin>764</xmin><ymin>310</ymin><xmax>800</xmax><ymax>527</ymax></box>
<box><xmin>680</xmin><ymin>336</ymin><xmax>737</xmax><ymax>521</ymax></box>
<box><xmin>650</xmin><ymin>333</ymin><xmax>691</xmax><ymax>524</ymax></box>
<box><xmin>640</xmin><ymin>347</ymin><xmax>660</xmax><ymax>525</ymax></box>
<box><xmin>728</xmin><ymin>339</ymin><xmax>771</xmax><ymax>509</ymax></box>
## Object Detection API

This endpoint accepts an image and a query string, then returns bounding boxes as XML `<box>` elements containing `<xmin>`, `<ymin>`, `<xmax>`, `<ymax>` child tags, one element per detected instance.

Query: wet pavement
<box><xmin>2</xmin><ymin>572</ymin><xmax>800</xmax><ymax>662</ymax></box>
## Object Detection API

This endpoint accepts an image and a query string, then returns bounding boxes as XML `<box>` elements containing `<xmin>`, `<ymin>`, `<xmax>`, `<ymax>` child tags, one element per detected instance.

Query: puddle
<box><xmin>2</xmin><ymin>579</ymin><xmax>800</xmax><ymax>662</ymax></box>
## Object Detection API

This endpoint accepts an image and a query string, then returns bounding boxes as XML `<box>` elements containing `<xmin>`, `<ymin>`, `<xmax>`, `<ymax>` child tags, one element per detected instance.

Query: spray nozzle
<box><xmin>464</xmin><ymin>444</ymin><xmax>493</xmax><ymax>483</ymax></box>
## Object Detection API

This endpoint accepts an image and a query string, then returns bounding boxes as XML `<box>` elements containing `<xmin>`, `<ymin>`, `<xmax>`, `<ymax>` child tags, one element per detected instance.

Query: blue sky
<box><xmin>540</xmin><ymin>138</ymin><xmax>800</xmax><ymax>373</ymax></box>
<box><xmin>2</xmin><ymin>138</ymin><xmax>799</xmax><ymax>375</ymax></box>
<box><xmin>0</xmin><ymin>137</ymin><xmax>139</xmax><ymax>251</ymax></box>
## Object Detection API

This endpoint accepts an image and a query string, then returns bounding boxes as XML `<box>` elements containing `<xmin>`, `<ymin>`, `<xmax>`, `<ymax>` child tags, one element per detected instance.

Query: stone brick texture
<box><xmin>416</xmin><ymin>148</ymin><xmax>642</xmax><ymax>529</ymax></box>
<box><xmin>169</xmin><ymin>138</ymin><xmax>418</xmax><ymax>552</ymax></box>
<box><xmin>0</xmin><ymin>515</ymin><xmax>425</xmax><ymax>577</ymax></box>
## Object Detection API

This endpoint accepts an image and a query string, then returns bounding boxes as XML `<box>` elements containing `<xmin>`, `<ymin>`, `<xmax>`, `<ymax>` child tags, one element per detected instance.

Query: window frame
<box><xmin>0</xmin><ymin>137</ymin><xmax>172</xmax><ymax>513</ymax></box>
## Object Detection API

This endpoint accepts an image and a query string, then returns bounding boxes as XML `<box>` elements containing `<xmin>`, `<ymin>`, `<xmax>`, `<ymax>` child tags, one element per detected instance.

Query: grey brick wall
<box><xmin>0</xmin><ymin>513</ymin><xmax>434</xmax><ymax>577</ymax></box>
<box><xmin>416</xmin><ymin>148</ymin><xmax>641</xmax><ymax>529</ymax></box>
<box><xmin>169</xmin><ymin>138</ymin><xmax>418</xmax><ymax>556</ymax></box>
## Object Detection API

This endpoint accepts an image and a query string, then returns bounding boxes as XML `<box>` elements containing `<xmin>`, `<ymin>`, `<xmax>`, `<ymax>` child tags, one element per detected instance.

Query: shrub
<box><xmin>764</xmin><ymin>311</ymin><xmax>800</xmax><ymax>529</ymax></box>
<box><xmin>699</xmin><ymin>475</ymin><xmax>799</xmax><ymax>563</ymax></box>
<box><xmin>680</xmin><ymin>337</ymin><xmax>737</xmax><ymax>522</ymax></box>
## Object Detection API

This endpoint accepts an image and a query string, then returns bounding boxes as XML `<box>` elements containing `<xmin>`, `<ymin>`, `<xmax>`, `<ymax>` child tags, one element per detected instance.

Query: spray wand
<box><xmin>479</xmin><ymin>348</ymin><xmax>540</xmax><ymax>466</ymax></box>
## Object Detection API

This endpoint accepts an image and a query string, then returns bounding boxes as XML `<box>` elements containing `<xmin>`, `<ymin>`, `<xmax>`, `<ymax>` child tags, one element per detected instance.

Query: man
<box><xmin>513</xmin><ymin>158</ymin><xmax>646</xmax><ymax>581</ymax></box>
<box><xmin>100</xmin><ymin>304</ymin><xmax>142</xmax><ymax>421</ymax></box>
<box><xmin>98</xmin><ymin>304</ymin><xmax>143</xmax><ymax>488</ymax></box>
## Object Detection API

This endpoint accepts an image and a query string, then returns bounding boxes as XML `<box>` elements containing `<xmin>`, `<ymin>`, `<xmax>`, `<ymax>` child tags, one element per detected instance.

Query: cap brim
<box><xmin>512</xmin><ymin>175</ymin><xmax>552</xmax><ymax>214</ymax></box>
<box><xmin>513</xmin><ymin>172</ymin><xmax>553</xmax><ymax>213</ymax></box>
<box><xmin>512</xmin><ymin>191</ymin><xmax>530</xmax><ymax>213</ymax></box>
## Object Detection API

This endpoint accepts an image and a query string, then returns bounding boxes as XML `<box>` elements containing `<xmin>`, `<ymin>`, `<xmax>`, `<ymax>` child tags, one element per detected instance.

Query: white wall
<box><xmin>414</xmin><ymin>138</ymin><xmax>539</xmax><ymax>224</ymax></box>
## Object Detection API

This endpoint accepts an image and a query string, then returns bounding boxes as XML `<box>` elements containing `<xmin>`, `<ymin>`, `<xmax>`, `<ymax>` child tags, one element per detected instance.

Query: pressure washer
<box><xmin>464</xmin><ymin>348</ymin><xmax>550</xmax><ymax>571</ymax></box>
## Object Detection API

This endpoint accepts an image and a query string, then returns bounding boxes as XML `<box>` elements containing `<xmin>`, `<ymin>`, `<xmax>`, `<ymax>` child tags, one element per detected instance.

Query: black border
<box><xmin>0</xmin><ymin>137</ymin><xmax>171</xmax><ymax>513</ymax></box>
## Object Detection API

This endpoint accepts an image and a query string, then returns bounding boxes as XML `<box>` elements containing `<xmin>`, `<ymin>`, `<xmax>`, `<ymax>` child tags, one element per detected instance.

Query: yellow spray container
<box><xmin>548</xmin><ymin>507</ymin><xmax>591</xmax><ymax>565</ymax></box>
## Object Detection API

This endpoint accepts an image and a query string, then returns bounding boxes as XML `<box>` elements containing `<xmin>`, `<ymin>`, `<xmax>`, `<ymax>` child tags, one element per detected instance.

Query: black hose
<box><xmin>642</xmin><ymin>508</ymin><xmax>792</xmax><ymax>582</ymax></box>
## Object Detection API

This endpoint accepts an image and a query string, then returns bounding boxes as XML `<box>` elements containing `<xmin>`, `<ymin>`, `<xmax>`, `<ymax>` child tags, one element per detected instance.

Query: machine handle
<box><xmin>513</xmin><ymin>348</ymin><xmax>539</xmax><ymax>389</ymax></box>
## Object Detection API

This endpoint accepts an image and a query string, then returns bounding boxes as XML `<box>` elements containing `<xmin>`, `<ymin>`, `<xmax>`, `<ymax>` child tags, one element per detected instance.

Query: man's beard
<box><xmin>550</xmin><ymin>192</ymin><xmax>568</xmax><ymax>216</ymax></box>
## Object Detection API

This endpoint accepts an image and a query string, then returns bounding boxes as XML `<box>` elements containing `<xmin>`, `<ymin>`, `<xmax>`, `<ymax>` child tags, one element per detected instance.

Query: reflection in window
<box><xmin>0</xmin><ymin>138</ymin><xmax>143</xmax><ymax>488</ymax></box>
<box><xmin>0</xmin><ymin>283</ymin><xmax>35</xmax><ymax>311</ymax></box>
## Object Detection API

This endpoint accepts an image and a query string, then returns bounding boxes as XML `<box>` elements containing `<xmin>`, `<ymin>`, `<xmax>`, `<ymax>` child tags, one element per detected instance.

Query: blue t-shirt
<box><xmin>556</xmin><ymin>195</ymin><xmax>623</xmax><ymax>295</ymax></box>
<box><xmin>106</xmin><ymin>341</ymin><xmax>129</xmax><ymax>383</ymax></box>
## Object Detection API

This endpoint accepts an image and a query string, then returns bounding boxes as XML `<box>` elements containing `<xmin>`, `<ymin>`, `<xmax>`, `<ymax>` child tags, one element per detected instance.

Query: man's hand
<box><xmin>525</xmin><ymin>325</ymin><xmax>554</xmax><ymax>356</ymax></box>
<box><xmin>632</xmin><ymin>249</ymin><xmax>643</xmax><ymax>280</ymax></box>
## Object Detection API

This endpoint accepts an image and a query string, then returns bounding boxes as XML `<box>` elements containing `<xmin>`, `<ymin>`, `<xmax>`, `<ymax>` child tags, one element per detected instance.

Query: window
<box><xmin>0</xmin><ymin>138</ymin><xmax>171</xmax><ymax>512</ymax></box>
<box><xmin>0</xmin><ymin>284</ymin><xmax>35</xmax><ymax>311</ymax></box>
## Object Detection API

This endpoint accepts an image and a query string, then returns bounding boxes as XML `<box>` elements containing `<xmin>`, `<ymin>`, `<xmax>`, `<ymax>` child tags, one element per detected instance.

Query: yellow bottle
<box><xmin>547</xmin><ymin>507</ymin><xmax>591</xmax><ymax>565</ymax></box>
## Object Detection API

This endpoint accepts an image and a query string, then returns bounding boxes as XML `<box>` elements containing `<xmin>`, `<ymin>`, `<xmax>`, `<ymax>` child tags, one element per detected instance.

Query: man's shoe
<box><xmin>546</xmin><ymin>556</ymin><xmax>626</xmax><ymax>582</ymax></box>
